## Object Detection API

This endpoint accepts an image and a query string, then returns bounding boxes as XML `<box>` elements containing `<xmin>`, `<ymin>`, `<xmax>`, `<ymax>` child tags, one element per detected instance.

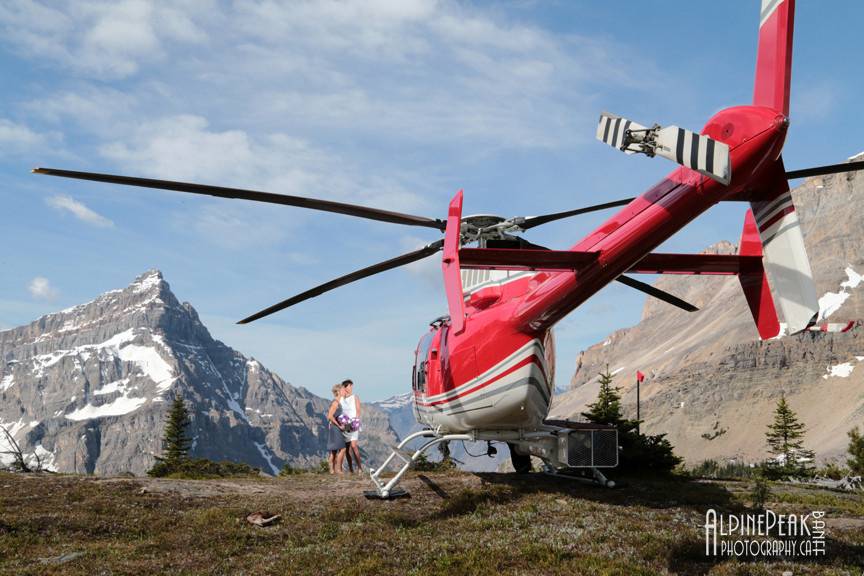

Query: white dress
<box><xmin>340</xmin><ymin>394</ymin><xmax>360</xmax><ymax>442</ymax></box>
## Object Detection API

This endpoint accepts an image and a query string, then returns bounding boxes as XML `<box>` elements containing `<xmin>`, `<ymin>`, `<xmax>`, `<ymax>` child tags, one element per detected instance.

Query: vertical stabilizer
<box><xmin>749</xmin><ymin>161</ymin><xmax>818</xmax><ymax>334</ymax></box>
<box><xmin>739</xmin><ymin>209</ymin><xmax>781</xmax><ymax>339</ymax></box>
<box><xmin>753</xmin><ymin>0</ymin><xmax>795</xmax><ymax>115</ymax></box>
<box><xmin>442</xmin><ymin>191</ymin><xmax>466</xmax><ymax>334</ymax></box>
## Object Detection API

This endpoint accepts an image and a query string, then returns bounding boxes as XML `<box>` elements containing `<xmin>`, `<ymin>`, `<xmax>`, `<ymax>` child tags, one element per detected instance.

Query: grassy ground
<box><xmin>0</xmin><ymin>470</ymin><xmax>861</xmax><ymax>575</ymax></box>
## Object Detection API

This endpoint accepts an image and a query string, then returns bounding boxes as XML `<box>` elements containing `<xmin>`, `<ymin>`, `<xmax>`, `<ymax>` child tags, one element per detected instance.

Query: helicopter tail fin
<box><xmin>753</xmin><ymin>0</ymin><xmax>795</xmax><ymax>116</ymax></box>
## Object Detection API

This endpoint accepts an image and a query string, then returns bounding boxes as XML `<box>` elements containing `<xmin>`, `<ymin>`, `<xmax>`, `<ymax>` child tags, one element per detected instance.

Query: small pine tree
<box><xmin>847</xmin><ymin>426</ymin><xmax>864</xmax><ymax>476</ymax></box>
<box><xmin>765</xmin><ymin>395</ymin><xmax>814</xmax><ymax>473</ymax></box>
<box><xmin>160</xmin><ymin>394</ymin><xmax>192</xmax><ymax>466</ymax></box>
<box><xmin>750</xmin><ymin>474</ymin><xmax>771</xmax><ymax>511</ymax></box>
<box><xmin>582</xmin><ymin>366</ymin><xmax>626</xmax><ymax>426</ymax></box>
<box><xmin>582</xmin><ymin>367</ymin><xmax>679</xmax><ymax>473</ymax></box>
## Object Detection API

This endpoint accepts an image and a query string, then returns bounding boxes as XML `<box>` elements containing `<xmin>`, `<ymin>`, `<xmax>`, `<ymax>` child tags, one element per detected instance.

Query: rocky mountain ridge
<box><xmin>0</xmin><ymin>270</ymin><xmax>397</xmax><ymax>475</ymax></box>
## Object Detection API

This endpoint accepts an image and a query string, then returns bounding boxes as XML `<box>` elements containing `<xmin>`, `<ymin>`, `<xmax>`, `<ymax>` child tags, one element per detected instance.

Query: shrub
<box><xmin>815</xmin><ymin>461</ymin><xmax>849</xmax><ymax>480</ymax></box>
<box><xmin>279</xmin><ymin>464</ymin><xmax>305</xmax><ymax>476</ymax></box>
<box><xmin>750</xmin><ymin>474</ymin><xmax>771</xmax><ymax>510</ymax></box>
<box><xmin>847</xmin><ymin>426</ymin><xmax>864</xmax><ymax>476</ymax></box>
<box><xmin>688</xmin><ymin>459</ymin><xmax>757</xmax><ymax>480</ymax></box>
<box><xmin>148</xmin><ymin>458</ymin><xmax>259</xmax><ymax>479</ymax></box>
<box><xmin>413</xmin><ymin>452</ymin><xmax>455</xmax><ymax>472</ymax></box>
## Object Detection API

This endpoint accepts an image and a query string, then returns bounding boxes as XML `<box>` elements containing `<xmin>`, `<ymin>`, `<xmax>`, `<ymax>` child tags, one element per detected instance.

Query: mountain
<box><xmin>550</xmin><ymin>155</ymin><xmax>864</xmax><ymax>465</ymax></box>
<box><xmin>0</xmin><ymin>270</ymin><xmax>397</xmax><ymax>475</ymax></box>
<box><xmin>370</xmin><ymin>393</ymin><xmax>417</xmax><ymax>440</ymax></box>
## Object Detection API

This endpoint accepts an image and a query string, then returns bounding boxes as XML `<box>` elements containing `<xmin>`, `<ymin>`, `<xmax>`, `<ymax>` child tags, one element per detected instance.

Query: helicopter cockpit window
<box><xmin>413</xmin><ymin>332</ymin><xmax>434</xmax><ymax>392</ymax></box>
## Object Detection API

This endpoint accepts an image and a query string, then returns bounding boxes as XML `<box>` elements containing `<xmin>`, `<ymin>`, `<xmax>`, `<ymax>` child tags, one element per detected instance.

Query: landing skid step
<box><xmin>363</xmin><ymin>488</ymin><xmax>410</xmax><ymax>500</ymax></box>
<box><xmin>544</xmin><ymin>466</ymin><xmax>616</xmax><ymax>488</ymax></box>
<box><xmin>369</xmin><ymin>429</ymin><xmax>473</xmax><ymax>499</ymax></box>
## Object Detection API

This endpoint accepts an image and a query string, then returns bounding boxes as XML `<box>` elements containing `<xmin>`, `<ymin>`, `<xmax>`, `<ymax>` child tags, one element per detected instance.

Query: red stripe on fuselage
<box><xmin>416</xmin><ymin>354</ymin><xmax>545</xmax><ymax>407</ymax></box>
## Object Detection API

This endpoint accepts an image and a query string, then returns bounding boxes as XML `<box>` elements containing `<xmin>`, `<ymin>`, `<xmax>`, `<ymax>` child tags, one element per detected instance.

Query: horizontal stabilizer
<box><xmin>461</xmin><ymin>248</ymin><xmax>761</xmax><ymax>276</ymax></box>
<box><xmin>628</xmin><ymin>253</ymin><xmax>760</xmax><ymax>275</ymax></box>
<box><xmin>596</xmin><ymin>113</ymin><xmax>731</xmax><ymax>185</ymax></box>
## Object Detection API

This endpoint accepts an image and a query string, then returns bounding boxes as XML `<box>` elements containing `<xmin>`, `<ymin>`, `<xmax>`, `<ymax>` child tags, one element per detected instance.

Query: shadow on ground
<box><xmin>470</xmin><ymin>471</ymin><xmax>741</xmax><ymax>514</ymax></box>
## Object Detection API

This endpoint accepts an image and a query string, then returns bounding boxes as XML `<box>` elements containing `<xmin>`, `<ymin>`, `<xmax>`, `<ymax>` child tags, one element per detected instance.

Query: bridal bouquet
<box><xmin>337</xmin><ymin>414</ymin><xmax>361</xmax><ymax>432</ymax></box>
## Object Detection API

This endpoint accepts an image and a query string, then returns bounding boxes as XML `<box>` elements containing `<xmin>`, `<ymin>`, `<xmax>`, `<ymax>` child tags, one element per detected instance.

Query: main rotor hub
<box><xmin>460</xmin><ymin>214</ymin><xmax>523</xmax><ymax>244</ymax></box>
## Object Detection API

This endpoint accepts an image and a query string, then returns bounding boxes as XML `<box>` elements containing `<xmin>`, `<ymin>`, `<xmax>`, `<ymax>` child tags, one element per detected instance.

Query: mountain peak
<box><xmin>0</xmin><ymin>270</ymin><xmax>400</xmax><ymax>476</ymax></box>
<box><xmin>373</xmin><ymin>392</ymin><xmax>413</xmax><ymax>409</ymax></box>
<box><xmin>129</xmin><ymin>269</ymin><xmax>164</xmax><ymax>293</ymax></box>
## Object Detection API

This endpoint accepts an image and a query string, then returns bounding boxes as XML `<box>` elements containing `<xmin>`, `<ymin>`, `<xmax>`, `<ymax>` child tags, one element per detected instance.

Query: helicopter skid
<box><xmin>368</xmin><ymin>424</ymin><xmax>617</xmax><ymax>498</ymax></box>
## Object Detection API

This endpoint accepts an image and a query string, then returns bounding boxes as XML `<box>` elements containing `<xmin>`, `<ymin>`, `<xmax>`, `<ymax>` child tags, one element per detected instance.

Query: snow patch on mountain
<box><xmin>817</xmin><ymin>266</ymin><xmax>862</xmax><ymax>320</ymax></box>
<box><xmin>823</xmin><ymin>361</ymin><xmax>856</xmax><ymax>379</ymax></box>
<box><xmin>132</xmin><ymin>270</ymin><xmax>163</xmax><ymax>294</ymax></box>
<box><xmin>373</xmin><ymin>392</ymin><xmax>414</xmax><ymax>410</ymax></box>
<box><xmin>254</xmin><ymin>441</ymin><xmax>279</xmax><ymax>475</ymax></box>
<box><xmin>28</xmin><ymin>328</ymin><xmax>175</xmax><ymax>390</ymax></box>
<box><xmin>93</xmin><ymin>378</ymin><xmax>132</xmax><ymax>396</ymax></box>
<box><xmin>65</xmin><ymin>395</ymin><xmax>149</xmax><ymax>421</ymax></box>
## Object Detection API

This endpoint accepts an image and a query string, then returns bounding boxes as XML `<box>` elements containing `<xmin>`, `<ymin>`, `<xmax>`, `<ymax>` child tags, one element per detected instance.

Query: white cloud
<box><xmin>0</xmin><ymin>118</ymin><xmax>61</xmax><ymax>154</ymax></box>
<box><xmin>401</xmin><ymin>235</ymin><xmax>443</xmax><ymax>287</ymax></box>
<box><xmin>101</xmin><ymin>115</ymin><xmax>422</xmax><ymax>211</ymax></box>
<box><xmin>24</xmin><ymin>87</ymin><xmax>138</xmax><ymax>136</ymax></box>
<box><xmin>793</xmin><ymin>80</ymin><xmax>839</xmax><ymax>123</ymax></box>
<box><xmin>0</xmin><ymin>0</ymin><xmax>210</xmax><ymax>79</ymax></box>
<box><xmin>46</xmin><ymin>194</ymin><xmax>114</xmax><ymax>228</ymax></box>
<box><xmin>3</xmin><ymin>1</ymin><xmax>655</xmax><ymax>150</ymax></box>
<box><xmin>28</xmin><ymin>277</ymin><xmax>59</xmax><ymax>301</ymax></box>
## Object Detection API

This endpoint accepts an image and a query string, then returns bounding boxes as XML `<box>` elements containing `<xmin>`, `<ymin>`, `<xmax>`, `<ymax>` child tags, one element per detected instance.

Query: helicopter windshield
<box><xmin>413</xmin><ymin>331</ymin><xmax>435</xmax><ymax>393</ymax></box>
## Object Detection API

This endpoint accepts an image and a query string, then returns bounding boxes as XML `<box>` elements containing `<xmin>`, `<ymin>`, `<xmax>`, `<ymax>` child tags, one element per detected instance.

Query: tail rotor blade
<box><xmin>238</xmin><ymin>240</ymin><xmax>444</xmax><ymax>324</ymax></box>
<box><xmin>32</xmin><ymin>167</ymin><xmax>446</xmax><ymax>231</ymax></box>
<box><xmin>785</xmin><ymin>160</ymin><xmax>864</xmax><ymax>180</ymax></box>
<box><xmin>616</xmin><ymin>275</ymin><xmax>698</xmax><ymax>312</ymax></box>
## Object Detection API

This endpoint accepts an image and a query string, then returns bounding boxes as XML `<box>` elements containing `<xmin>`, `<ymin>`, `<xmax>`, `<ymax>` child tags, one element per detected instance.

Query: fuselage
<box><xmin>414</xmin><ymin>105</ymin><xmax>789</xmax><ymax>433</ymax></box>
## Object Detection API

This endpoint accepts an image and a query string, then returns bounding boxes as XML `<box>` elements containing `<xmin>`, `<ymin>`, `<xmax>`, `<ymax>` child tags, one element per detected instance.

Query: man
<box><xmin>340</xmin><ymin>379</ymin><xmax>362</xmax><ymax>472</ymax></box>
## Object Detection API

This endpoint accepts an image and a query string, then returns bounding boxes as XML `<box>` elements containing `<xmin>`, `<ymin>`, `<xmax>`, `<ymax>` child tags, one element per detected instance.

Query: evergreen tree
<box><xmin>847</xmin><ymin>426</ymin><xmax>864</xmax><ymax>476</ymax></box>
<box><xmin>160</xmin><ymin>394</ymin><xmax>192</xmax><ymax>466</ymax></box>
<box><xmin>582</xmin><ymin>367</ymin><xmax>679</xmax><ymax>473</ymax></box>
<box><xmin>582</xmin><ymin>366</ymin><xmax>626</xmax><ymax>427</ymax></box>
<box><xmin>765</xmin><ymin>395</ymin><xmax>813</xmax><ymax>472</ymax></box>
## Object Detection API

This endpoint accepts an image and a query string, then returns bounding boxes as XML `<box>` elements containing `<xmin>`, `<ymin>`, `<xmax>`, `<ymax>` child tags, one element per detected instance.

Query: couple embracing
<box><xmin>326</xmin><ymin>379</ymin><xmax>362</xmax><ymax>475</ymax></box>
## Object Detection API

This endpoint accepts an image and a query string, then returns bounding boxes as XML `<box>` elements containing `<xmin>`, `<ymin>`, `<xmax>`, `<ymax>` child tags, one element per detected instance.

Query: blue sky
<box><xmin>2</xmin><ymin>1</ymin><xmax>863</xmax><ymax>400</ymax></box>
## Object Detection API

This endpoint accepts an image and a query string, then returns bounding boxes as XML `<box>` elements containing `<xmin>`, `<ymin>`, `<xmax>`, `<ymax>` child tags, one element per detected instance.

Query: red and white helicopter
<box><xmin>35</xmin><ymin>0</ymin><xmax>864</xmax><ymax>497</ymax></box>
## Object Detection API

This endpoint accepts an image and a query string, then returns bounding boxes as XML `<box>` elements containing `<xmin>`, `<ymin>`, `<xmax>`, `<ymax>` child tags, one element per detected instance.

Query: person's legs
<box><xmin>344</xmin><ymin>443</ymin><xmax>354</xmax><ymax>473</ymax></box>
<box><xmin>328</xmin><ymin>450</ymin><xmax>336</xmax><ymax>474</ymax></box>
<box><xmin>349</xmin><ymin>440</ymin><xmax>362</xmax><ymax>471</ymax></box>
<box><xmin>335</xmin><ymin>448</ymin><xmax>345</xmax><ymax>475</ymax></box>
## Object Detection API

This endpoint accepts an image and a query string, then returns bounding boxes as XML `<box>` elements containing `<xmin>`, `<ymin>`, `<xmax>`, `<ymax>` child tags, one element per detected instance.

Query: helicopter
<box><xmin>34</xmin><ymin>0</ymin><xmax>864</xmax><ymax>497</ymax></box>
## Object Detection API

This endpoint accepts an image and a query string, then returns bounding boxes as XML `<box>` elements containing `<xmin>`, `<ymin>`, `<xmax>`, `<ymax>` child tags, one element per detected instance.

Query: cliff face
<box><xmin>551</xmin><ymin>159</ymin><xmax>864</xmax><ymax>464</ymax></box>
<box><xmin>0</xmin><ymin>270</ymin><xmax>397</xmax><ymax>475</ymax></box>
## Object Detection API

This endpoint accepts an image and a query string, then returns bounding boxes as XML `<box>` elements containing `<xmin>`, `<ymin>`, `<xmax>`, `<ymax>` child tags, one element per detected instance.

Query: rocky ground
<box><xmin>0</xmin><ymin>470</ymin><xmax>861</xmax><ymax>575</ymax></box>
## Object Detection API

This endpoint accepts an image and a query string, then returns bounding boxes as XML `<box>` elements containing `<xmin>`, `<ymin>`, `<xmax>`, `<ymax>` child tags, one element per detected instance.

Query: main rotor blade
<box><xmin>615</xmin><ymin>274</ymin><xmax>698</xmax><ymax>312</ymax></box>
<box><xmin>785</xmin><ymin>160</ymin><xmax>864</xmax><ymax>180</ymax></box>
<box><xmin>32</xmin><ymin>167</ymin><xmax>446</xmax><ymax>231</ymax></box>
<box><xmin>518</xmin><ymin>198</ymin><xmax>634</xmax><ymax>230</ymax></box>
<box><xmin>238</xmin><ymin>240</ymin><xmax>444</xmax><ymax>324</ymax></box>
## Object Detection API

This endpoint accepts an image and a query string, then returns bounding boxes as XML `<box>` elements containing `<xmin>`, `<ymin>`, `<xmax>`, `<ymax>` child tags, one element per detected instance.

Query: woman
<box><xmin>326</xmin><ymin>384</ymin><xmax>347</xmax><ymax>475</ymax></box>
<box><xmin>339</xmin><ymin>379</ymin><xmax>362</xmax><ymax>473</ymax></box>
